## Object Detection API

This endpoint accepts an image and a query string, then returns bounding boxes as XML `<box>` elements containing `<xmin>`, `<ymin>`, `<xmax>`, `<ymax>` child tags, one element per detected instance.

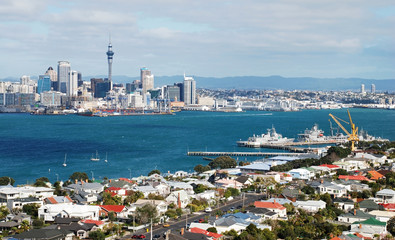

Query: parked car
<box><xmin>198</xmin><ymin>218</ymin><xmax>204</xmax><ymax>223</ymax></box>
<box><xmin>205</xmin><ymin>207</ymin><xmax>212</xmax><ymax>212</ymax></box>
<box><xmin>163</xmin><ymin>224</ymin><xmax>170</xmax><ymax>228</ymax></box>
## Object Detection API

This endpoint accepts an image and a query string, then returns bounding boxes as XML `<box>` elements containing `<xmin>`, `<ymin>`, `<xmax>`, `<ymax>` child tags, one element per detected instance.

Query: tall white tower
<box><xmin>106</xmin><ymin>36</ymin><xmax>114</xmax><ymax>90</ymax></box>
<box><xmin>361</xmin><ymin>84</ymin><xmax>365</xmax><ymax>94</ymax></box>
<box><xmin>371</xmin><ymin>84</ymin><xmax>376</xmax><ymax>93</ymax></box>
<box><xmin>183</xmin><ymin>74</ymin><xmax>196</xmax><ymax>105</ymax></box>
<box><xmin>67</xmin><ymin>70</ymin><xmax>78</xmax><ymax>97</ymax></box>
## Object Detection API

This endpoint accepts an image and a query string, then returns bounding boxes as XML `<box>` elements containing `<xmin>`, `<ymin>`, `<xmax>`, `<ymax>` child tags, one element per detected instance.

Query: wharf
<box><xmin>239</xmin><ymin>140</ymin><xmax>338</xmax><ymax>151</ymax></box>
<box><xmin>187</xmin><ymin>151</ymin><xmax>308</xmax><ymax>157</ymax></box>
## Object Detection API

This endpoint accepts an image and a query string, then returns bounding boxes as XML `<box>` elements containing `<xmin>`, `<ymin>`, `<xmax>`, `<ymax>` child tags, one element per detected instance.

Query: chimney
<box><xmin>180</xmin><ymin>228</ymin><xmax>184</xmax><ymax>235</ymax></box>
<box><xmin>320</xmin><ymin>179</ymin><xmax>323</xmax><ymax>184</ymax></box>
<box><xmin>273</xmin><ymin>199</ymin><xmax>276</xmax><ymax>204</ymax></box>
<box><xmin>75</xmin><ymin>179</ymin><xmax>78</xmax><ymax>184</ymax></box>
<box><xmin>81</xmin><ymin>180</ymin><xmax>84</xmax><ymax>185</ymax></box>
<box><xmin>216</xmin><ymin>215</ymin><xmax>218</xmax><ymax>219</ymax></box>
<box><xmin>86</xmin><ymin>179</ymin><xmax>89</xmax><ymax>182</ymax></box>
<box><xmin>359</xmin><ymin>223</ymin><xmax>362</xmax><ymax>229</ymax></box>
<box><xmin>354</xmin><ymin>209</ymin><xmax>356</xmax><ymax>216</ymax></box>
<box><xmin>177</xmin><ymin>193</ymin><xmax>181</xmax><ymax>209</ymax></box>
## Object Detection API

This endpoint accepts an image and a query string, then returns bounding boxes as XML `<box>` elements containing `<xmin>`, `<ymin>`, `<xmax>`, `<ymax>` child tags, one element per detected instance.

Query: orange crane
<box><xmin>329</xmin><ymin>109</ymin><xmax>359</xmax><ymax>151</ymax></box>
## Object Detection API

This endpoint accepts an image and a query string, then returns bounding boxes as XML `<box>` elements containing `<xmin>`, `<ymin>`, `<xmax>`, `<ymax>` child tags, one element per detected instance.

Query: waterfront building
<box><xmin>37</xmin><ymin>75</ymin><xmax>51</xmax><ymax>94</ymax></box>
<box><xmin>77</xmin><ymin>72</ymin><xmax>83</xmax><ymax>87</ymax></box>
<box><xmin>45</xmin><ymin>67</ymin><xmax>57</xmax><ymax>90</ymax></box>
<box><xmin>361</xmin><ymin>84</ymin><xmax>365</xmax><ymax>94</ymax></box>
<box><xmin>175</xmin><ymin>82</ymin><xmax>184</xmax><ymax>101</ymax></box>
<box><xmin>166</xmin><ymin>85</ymin><xmax>180</xmax><ymax>101</ymax></box>
<box><xmin>183</xmin><ymin>74</ymin><xmax>196</xmax><ymax>105</ymax></box>
<box><xmin>57</xmin><ymin>61</ymin><xmax>71</xmax><ymax>93</ymax></box>
<box><xmin>106</xmin><ymin>38</ymin><xmax>114</xmax><ymax>90</ymax></box>
<box><xmin>40</xmin><ymin>91</ymin><xmax>63</xmax><ymax>107</ymax></box>
<box><xmin>141</xmin><ymin>67</ymin><xmax>154</xmax><ymax>93</ymax></box>
<box><xmin>95</xmin><ymin>81</ymin><xmax>111</xmax><ymax>99</ymax></box>
<box><xmin>67</xmin><ymin>70</ymin><xmax>78</xmax><ymax>97</ymax></box>
<box><xmin>371</xmin><ymin>84</ymin><xmax>376</xmax><ymax>93</ymax></box>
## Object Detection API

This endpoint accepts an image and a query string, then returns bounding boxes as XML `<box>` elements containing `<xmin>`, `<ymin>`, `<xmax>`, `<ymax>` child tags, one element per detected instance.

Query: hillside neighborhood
<box><xmin>1</xmin><ymin>142</ymin><xmax>395</xmax><ymax>240</ymax></box>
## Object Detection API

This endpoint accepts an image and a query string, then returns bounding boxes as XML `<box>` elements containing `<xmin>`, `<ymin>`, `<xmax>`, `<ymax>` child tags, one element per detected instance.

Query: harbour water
<box><xmin>0</xmin><ymin>108</ymin><xmax>394</xmax><ymax>185</ymax></box>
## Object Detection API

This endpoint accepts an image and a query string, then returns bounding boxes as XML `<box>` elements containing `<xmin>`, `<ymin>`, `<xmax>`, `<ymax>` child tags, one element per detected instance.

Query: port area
<box><xmin>237</xmin><ymin>140</ymin><xmax>341</xmax><ymax>150</ymax></box>
<box><xmin>188</xmin><ymin>151</ymin><xmax>309</xmax><ymax>157</ymax></box>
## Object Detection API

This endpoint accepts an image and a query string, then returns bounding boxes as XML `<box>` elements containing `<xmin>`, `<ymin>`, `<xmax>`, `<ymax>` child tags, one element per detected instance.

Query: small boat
<box><xmin>63</xmin><ymin>154</ymin><xmax>67</xmax><ymax>167</ymax></box>
<box><xmin>104</xmin><ymin>152</ymin><xmax>108</xmax><ymax>163</ymax></box>
<box><xmin>91</xmin><ymin>150</ymin><xmax>100</xmax><ymax>161</ymax></box>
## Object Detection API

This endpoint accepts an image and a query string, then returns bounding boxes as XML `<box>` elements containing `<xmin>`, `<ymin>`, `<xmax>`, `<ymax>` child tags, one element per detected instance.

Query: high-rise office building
<box><xmin>106</xmin><ymin>38</ymin><xmax>114</xmax><ymax>90</ymax></box>
<box><xmin>141</xmin><ymin>67</ymin><xmax>154</xmax><ymax>93</ymax></box>
<box><xmin>361</xmin><ymin>84</ymin><xmax>365</xmax><ymax>94</ymax></box>
<box><xmin>371</xmin><ymin>84</ymin><xmax>376</xmax><ymax>93</ymax></box>
<box><xmin>45</xmin><ymin>67</ymin><xmax>58</xmax><ymax>91</ymax></box>
<box><xmin>175</xmin><ymin>82</ymin><xmax>184</xmax><ymax>102</ymax></box>
<box><xmin>183</xmin><ymin>74</ymin><xmax>196</xmax><ymax>105</ymax></box>
<box><xmin>57</xmin><ymin>61</ymin><xmax>71</xmax><ymax>93</ymax></box>
<box><xmin>37</xmin><ymin>75</ymin><xmax>51</xmax><ymax>94</ymax></box>
<box><xmin>166</xmin><ymin>85</ymin><xmax>180</xmax><ymax>101</ymax></box>
<box><xmin>67</xmin><ymin>70</ymin><xmax>78</xmax><ymax>97</ymax></box>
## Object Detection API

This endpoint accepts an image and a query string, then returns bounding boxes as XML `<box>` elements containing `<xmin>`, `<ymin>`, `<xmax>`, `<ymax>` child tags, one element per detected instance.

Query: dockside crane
<box><xmin>329</xmin><ymin>109</ymin><xmax>359</xmax><ymax>151</ymax></box>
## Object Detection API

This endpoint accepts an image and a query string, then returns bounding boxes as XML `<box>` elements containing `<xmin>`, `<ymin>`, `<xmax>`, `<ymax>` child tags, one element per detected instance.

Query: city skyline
<box><xmin>0</xmin><ymin>1</ymin><xmax>394</xmax><ymax>80</ymax></box>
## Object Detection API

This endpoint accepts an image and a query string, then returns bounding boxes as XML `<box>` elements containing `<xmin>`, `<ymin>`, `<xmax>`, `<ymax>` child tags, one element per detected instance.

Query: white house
<box><xmin>38</xmin><ymin>203</ymin><xmax>100</xmax><ymax>222</ymax></box>
<box><xmin>165</xmin><ymin>190</ymin><xmax>190</xmax><ymax>208</ymax></box>
<box><xmin>194</xmin><ymin>190</ymin><xmax>217</xmax><ymax>202</ymax></box>
<box><xmin>318</xmin><ymin>181</ymin><xmax>347</xmax><ymax>198</ymax></box>
<box><xmin>0</xmin><ymin>185</ymin><xmax>54</xmax><ymax>201</ymax></box>
<box><xmin>376</xmin><ymin>189</ymin><xmax>395</xmax><ymax>204</ymax></box>
<box><xmin>65</xmin><ymin>182</ymin><xmax>104</xmax><ymax>194</ymax></box>
<box><xmin>133</xmin><ymin>199</ymin><xmax>168</xmax><ymax>215</ymax></box>
<box><xmin>288</xmin><ymin>168</ymin><xmax>313</xmax><ymax>180</ymax></box>
<box><xmin>368</xmin><ymin>210</ymin><xmax>395</xmax><ymax>223</ymax></box>
<box><xmin>349</xmin><ymin>217</ymin><xmax>387</xmax><ymax>238</ymax></box>
<box><xmin>294</xmin><ymin>200</ymin><xmax>326</xmax><ymax>212</ymax></box>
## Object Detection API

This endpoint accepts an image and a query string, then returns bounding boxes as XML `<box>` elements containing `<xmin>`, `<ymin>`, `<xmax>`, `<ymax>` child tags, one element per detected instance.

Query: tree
<box><xmin>136</xmin><ymin>204</ymin><xmax>158</xmax><ymax>224</ymax></box>
<box><xmin>89</xmin><ymin>230</ymin><xmax>105</xmax><ymax>240</ymax></box>
<box><xmin>124</xmin><ymin>191</ymin><xmax>144</xmax><ymax>205</ymax></box>
<box><xmin>0</xmin><ymin>176</ymin><xmax>14</xmax><ymax>186</ymax></box>
<box><xmin>0</xmin><ymin>206</ymin><xmax>10</xmax><ymax>219</ymax></box>
<box><xmin>194</xmin><ymin>164</ymin><xmax>211</xmax><ymax>173</ymax></box>
<box><xmin>102</xmin><ymin>192</ymin><xmax>122</xmax><ymax>205</ymax></box>
<box><xmin>148</xmin><ymin>193</ymin><xmax>165</xmax><ymax>200</ymax></box>
<box><xmin>224</xmin><ymin>187</ymin><xmax>240</xmax><ymax>198</ymax></box>
<box><xmin>387</xmin><ymin>216</ymin><xmax>395</xmax><ymax>236</ymax></box>
<box><xmin>108</xmin><ymin>211</ymin><xmax>117</xmax><ymax>222</ymax></box>
<box><xmin>34</xmin><ymin>177</ymin><xmax>50</xmax><ymax>187</ymax></box>
<box><xmin>193</xmin><ymin>184</ymin><xmax>208</xmax><ymax>194</ymax></box>
<box><xmin>69</xmin><ymin>172</ymin><xmax>89</xmax><ymax>182</ymax></box>
<box><xmin>207</xmin><ymin>227</ymin><xmax>217</xmax><ymax>233</ymax></box>
<box><xmin>301</xmin><ymin>185</ymin><xmax>315</xmax><ymax>195</ymax></box>
<box><xmin>22</xmin><ymin>203</ymin><xmax>40</xmax><ymax>217</ymax></box>
<box><xmin>148</xmin><ymin>169</ymin><xmax>161</xmax><ymax>176</ymax></box>
<box><xmin>209</xmin><ymin>156</ymin><xmax>237</xmax><ymax>169</ymax></box>
<box><xmin>32</xmin><ymin>219</ymin><xmax>44</xmax><ymax>229</ymax></box>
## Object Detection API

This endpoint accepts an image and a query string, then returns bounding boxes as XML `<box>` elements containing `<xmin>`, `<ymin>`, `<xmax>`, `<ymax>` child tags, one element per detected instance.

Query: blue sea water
<box><xmin>0</xmin><ymin>109</ymin><xmax>394</xmax><ymax>185</ymax></box>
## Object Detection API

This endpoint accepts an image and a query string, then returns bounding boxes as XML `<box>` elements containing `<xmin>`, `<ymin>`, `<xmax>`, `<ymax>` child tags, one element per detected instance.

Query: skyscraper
<box><xmin>361</xmin><ymin>84</ymin><xmax>365</xmax><ymax>94</ymax></box>
<box><xmin>57</xmin><ymin>61</ymin><xmax>71</xmax><ymax>93</ymax></box>
<box><xmin>37</xmin><ymin>75</ymin><xmax>51</xmax><ymax>94</ymax></box>
<box><xmin>371</xmin><ymin>84</ymin><xmax>376</xmax><ymax>93</ymax></box>
<box><xmin>67</xmin><ymin>70</ymin><xmax>78</xmax><ymax>97</ymax></box>
<box><xmin>183</xmin><ymin>74</ymin><xmax>196</xmax><ymax>105</ymax></box>
<box><xmin>141</xmin><ymin>67</ymin><xmax>154</xmax><ymax>93</ymax></box>
<box><xmin>106</xmin><ymin>37</ymin><xmax>114</xmax><ymax>90</ymax></box>
<box><xmin>45</xmin><ymin>67</ymin><xmax>58</xmax><ymax>91</ymax></box>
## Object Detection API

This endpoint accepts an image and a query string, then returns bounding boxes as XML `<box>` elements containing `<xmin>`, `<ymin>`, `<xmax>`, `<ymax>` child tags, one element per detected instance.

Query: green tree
<box><xmin>301</xmin><ymin>185</ymin><xmax>315</xmax><ymax>195</ymax></box>
<box><xmin>164</xmin><ymin>209</ymin><xmax>177</xmax><ymax>218</ymax></box>
<box><xmin>32</xmin><ymin>219</ymin><xmax>44</xmax><ymax>229</ymax></box>
<box><xmin>136</xmin><ymin>204</ymin><xmax>158</xmax><ymax>224</ymax></box>
<box><xmin>194</xmin><ymin>164</ymin><xmax>211</xmax><ymax>173</ymax></box>
<box><xmin>69</xmin><ymin>172</ymin><xmax>89</xmax><ymax>182</ymax></box>
<box><xmin>124</xmin><ymin>191</ymin><xmax>144</xmax><ymax>205</ymax></box>
<box><xmin>0</xmin><ymin>176</ymin><xmax>15</xmax><ymax>186</ymax></box>
<box><xmin>224</xmin><ymin>187</ymin><xmax>240</xmax><ymax>198</ymax></box>
<box><xmin>148</xmin><ymin>169</ymin><xmax>161</xmax><ymax>176</ymax></box>
<box><xmin>89</xmin><ymin>230</ymin><xmax>106</xmax><ymax>240</ymax></box>
<box><xmin>206</xmin><ymin>227</ymin><xmax>217</xmax><ymax>233</ymax></box>
<box><xmin>193</xmin><ymin>184</ymin><xmax>208</xmax><ymax>194</ymax></box>
<box><xmin>387</xmin><ymin>216</ymin><xmax>395</xmax><ymax>236</ymax></box>
<box><xmin>0</xmin><ymin>206</ymin><xmax>10</xmax><ymax>219</ymax></box>
<box><xmin>34</xmin><ymin>177</ymin><xmax>50</xmax><ymax>187</ymax></box>
<box><xmin>209</xmin><ymin>156</ymin><xmax>237</xmax><ymax>169</ymax></box>
<box><xmin>148</xmin><ymin>193</ymin><xmax>165</xmax><ymax>200</ymax></box>
<box><xmin>102</xmin><ymin>192</ymin><xmax>122</xmax><ymax>205</ymax></box>
<box><xmin>176</xmin><ymin>208</ymin><xmax>183</xmax><ymax>217</ymax></box>
<box><xmin>22</xmin><ymin>203</ymin><xmax>40</xmax><ymax>217</ymax></box>
<box><xmin>108</xmin><ymin>211</ymin><xmax>117</xmax><ymax>222</ymax></box>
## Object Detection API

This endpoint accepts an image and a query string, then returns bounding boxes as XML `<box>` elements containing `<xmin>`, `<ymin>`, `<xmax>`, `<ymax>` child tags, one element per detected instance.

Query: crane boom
<box><xmin>329</xmin><ymin>113</ymin><xmax>351</xmax><ymax>136</ymax></box>
<box><xmin>329</xmin><ymin>110</ymin><xmax>359</xmax><ymax>151</ymax></box>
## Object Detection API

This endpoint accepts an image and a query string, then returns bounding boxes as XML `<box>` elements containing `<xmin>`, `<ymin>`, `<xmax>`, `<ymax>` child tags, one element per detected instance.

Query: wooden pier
<box><xmin>187</xmin><ymin>151</ymin><xmax>309</xmax><ymax>157</ymax></box>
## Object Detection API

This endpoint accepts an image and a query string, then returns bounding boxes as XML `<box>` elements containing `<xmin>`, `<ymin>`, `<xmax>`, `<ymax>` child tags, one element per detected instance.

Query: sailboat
<box><xmin>104</xmin><ymin>152</ymin><xmax>108</xmax><ymax>163</ymax></box>
<box><xmin>63</xmin><ymin>154</ymin><xmax>67</xmax><ymax>167</ymax></box>
<box><xmin>90</xmin><ymin>150</ymin><xmax>100</xmax><ymax>161</ymax></box>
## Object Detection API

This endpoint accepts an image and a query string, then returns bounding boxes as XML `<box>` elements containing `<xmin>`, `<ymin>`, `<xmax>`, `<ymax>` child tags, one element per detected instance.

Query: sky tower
<box><xmin>106</xmin><ymin>35</ymin><xmax>114</xmax><ymax>89</ymax></box>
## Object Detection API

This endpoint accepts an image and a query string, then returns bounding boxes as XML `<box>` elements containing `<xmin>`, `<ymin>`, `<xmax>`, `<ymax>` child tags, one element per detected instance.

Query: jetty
<box><xmin>187</xmin><ymin>151</ymin><xmax>310</xmax><ymax>157</ymax></box>
<box><xmin>238</xmin><ymin>140</ymin><xmax>339</xmax><ymax>149</ymax></box>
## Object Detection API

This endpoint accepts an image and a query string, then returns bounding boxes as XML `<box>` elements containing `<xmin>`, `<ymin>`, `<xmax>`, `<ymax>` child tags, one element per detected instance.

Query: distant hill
<box><xmin>3</xmin><ymin>75</ymin><xmax>394</xmax><ymax>92</ymax></box>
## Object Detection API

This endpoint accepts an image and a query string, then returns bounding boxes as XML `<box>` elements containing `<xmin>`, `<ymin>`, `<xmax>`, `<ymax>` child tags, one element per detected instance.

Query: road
<box><xmin>125</xmin><ymin>193</ymin><xmax>262</xmax><ymax>239</ymax></box>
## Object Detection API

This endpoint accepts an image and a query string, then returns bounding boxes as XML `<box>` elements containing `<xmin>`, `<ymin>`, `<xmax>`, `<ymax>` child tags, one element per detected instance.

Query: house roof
<box><xmin>54</xmin><ymin>217</ymin><xmax>80</xmax><ymax>225</ymax></box>
<box><xmin>99</xmin><ymin>205</ymin><xmax>125</xmax><ymax>213</ymax></box>
<box><xmin>235</xmin><ymin>176</ymin><xmax>251</xmax><ymax>184</ymax></box>
<box><xmin>368</xmin><ymin>170</ymin><xmax>384</xmax><ymax>180</ymax></box>
<box><xmin>11</xmin><ymin>229</ymin><xmax>70</xmax><ymax>239</ymax></box>
<box><xmin>80</xmin><ymin>219</ymin><xmax>105</xmax><ymax>226</ymax></box>
<box><xmin>376</xmin><ymin>189</ymin><xmax>395</xmax><ymax>196</ymax></box>
<box><xmin>338</xmin><ymin>175</ymin><xmax>371</xmax><ymax>181</ymax></box>
<box><xmin>333</xmin><ymin>197</ymin><xmax>354</xmax><ymax>204</ymax></box>
<box><xmin>380</xmin><ymin>203</ymin><xmax>395</xmax><ymax>210</ymax></box>
<box><xmin>339</xmin><ymin>209</ymin><xmax>374</xmax><ymax>219</ymax></box>
<box><xmin>189</xmin><ymin>227</ymin><xmax>223</xmax><ymax>239</ymax></box>
<box><xmin>359</xmin><ymin>199</ymin><xmax>380</xmax><ymax>210</ymax></box>
<box><xmin>254</xmin><ymin>201</ymin><xmax>286</xmax><ymax>210</ymax></box>
<box><xmin>319</xmin><ymin>164</ymin><xmax>340</xmax><ymax>169</ymax></box>
<box><xmin>353</xmin><ymin>217</ymin><xmax>386</xmax><ymax>226</ymax></box>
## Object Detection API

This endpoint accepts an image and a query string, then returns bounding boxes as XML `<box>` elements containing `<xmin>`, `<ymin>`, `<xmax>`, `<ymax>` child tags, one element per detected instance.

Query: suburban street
<box><xmin>124</xmin><ymin>193</ymin><xmax>263</xmax><ymax>239</ymax></box>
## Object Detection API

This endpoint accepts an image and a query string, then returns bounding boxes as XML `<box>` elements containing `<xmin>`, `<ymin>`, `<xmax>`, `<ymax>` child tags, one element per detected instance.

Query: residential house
<box><xmin>65</xmin><ymin>182</ymin><xmax>104</xmax><ymax>194</ymax></box>
<box><xmin>349</xmin><ymin>217</ymin><xmax>387</xmax><ymax>238</ymax></box>
<box><xmin>189</xmin><ymin>227</ymin><xmax>223</xmax><ymax>240</ymax></box>
<box><xmin>133</xmin><ymin>199</ymin><xmax>168</xmax><ymax>215</ymax></box>
<box><xmin>152</xmin><ymin>182</ymin><xmax>171</xmax><ymax>196</ymax></box>
<box><xmin>7</xmin><ymin>197</ymin><xmax>42</xmax><ymax>210</ymax></box>
<box><xmin>104</xmin><ymin>187</ymin><xmax>127</xmax><ymax>198</ymax></box>
<box><xmin>10</xmin><ymin>228</ymin><xmax>74</xmax><ymax>240</ymax></box>
<box><xmin>222</xmin><ymin>212</ymin><xmax>261</xmax><ymax>224</ymax></box>
<box><xmin>214</xmin><ymin>178</ymin><xmax>243</xmax><ymax>190</ymax></box>
<box><xmin>99</xmin><ymin>205</ymin><xmax>129</xmax><ymax>218</ymax></box>
<box><xmin>333</xmin><ymin>198</ymin><xmax>355</xmax><ymax>211</ymax></box>
<box><xmin>239</xmin><ymin>163</ymin><xmax>270</xmax><ymax>174</ymax></box>
<box><xmin>247</xmin><ymin>207</ymin><xmax>279</xmax><ymax>220</ymax></box>
<box><xmin>133</xmin><ymin>185</ymin><xmax>158</xmax><ymax>198</ymax></box>
<box><xmin>167</xmin><ymin>181</ymin><xmax>194</xmax><ymax>194</ymax></box>
<box><xmin>338</xmin><ymin>175</ymin><xmax>371</xmax><ymax>182</ymax></box>
<box><xmin>254</xmin><ymin>200</ymin><xmax>287</xmax><ymax>218</ymax></box>
<box><xmin>0</xmin><ymin>213</ymin><xmax>31</xmax><ymax>233</ymax></box>
<box><xmin>359</xmin><ymin>199</ymin><xmax>381</xmax><ymax>212</ymax></box>
<box><xmin>368</xmin><ymin>210</ymin><xmax>395</xmax><ymax>223</ymax></box>
<box><xmin>38</xmin><ymin>203</ymin><xmax>100</xmax><ymax>222</ymax></box>
<box><xmin>337</xmin><ymin>209</ymin><xmax>375</xmax><ymax>224</ymax></box>
<box><xmin>280</xmin><ymin>188</ymin><xmax>301</xmax><ymax>202</ymax></box>
<box><xmin>368</xmin><ymin>170</ymin><xmax>385</xmax><ymax>180</ymax></box>
<box><xmin>166</xmin><ymin>190</ymin><xmax>190</xmax><ymax>208</ymax></box>
<box><xmin>213</xmin><ymin>216</ymin><xmax>270</xmax><ymax>234</ymax></box>
<box><xmin>174</xmin><ymin>171</ymin><xmax>189</xmax><ymax>178</ymax></box>
<box><xmin>339</xmin><ymin>158</ymin><xmax>370</xmax><ymax>170</ymax></box>
<box><xmin>376</xmin><ymin>189</ymin><xmax>395</xmax><ymax>203</ymax></box>
<box><xmin>71</xmin><ymin>191</ymin><xmax>99</xmax><ymax>204</ymax></box>
<box><xmin>380</xmin><ymin>203</ymin><xmax>395</xmax><ymax>211</ymax></box>
<box><xmin>294</xmin><ymin>200</ymin><xmax>326</xmax><ymax>212</ymax></box>
<box><xmin>194</xmin><ymin>190</ymin><xmax>217</xmax><ymax>202</ymax></box>
<box><xmin>44</xmin><ymin>196</ymin><xmax>73</xmax><ymax>205</ymax></box>
<box><xmin>318</xmin><ymin>181</ymin><xmax>347</xmax><ymax>198</ymax></box>
<box><xmin>288</xmin><ymin>168</ymin><xmax>313</xmax><ymax>180</ymax></box>
<box><xmin>0</xmin><ymin>185</ymin><xmax>54</xmax><ymax>201</ymax></box>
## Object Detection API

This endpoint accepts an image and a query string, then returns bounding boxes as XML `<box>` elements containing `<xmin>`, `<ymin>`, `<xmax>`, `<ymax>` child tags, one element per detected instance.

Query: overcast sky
<box><xmin>0</xmin><ymin>0</ymin><xmax>394</xmax><ymax>79</ymax></box>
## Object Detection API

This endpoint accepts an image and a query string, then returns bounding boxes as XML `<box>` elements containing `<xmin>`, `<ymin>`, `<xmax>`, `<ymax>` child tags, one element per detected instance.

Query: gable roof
<box><xmin>189</xmin><ymin>227</ymin><xmax>223</xmax><ymax>239</ymax></box>
<box><xmin>359</xmin><ymin>199</ymin><xmax>380</xmax><ymax>210</ymax></box>
<box><xmin>319</xmin><ymin>164</ymin><xmax>340</xmax><ymax>169</ymax></box>
<box><xmin>339</xmin><ymin>209</ymin><xmax>374</xmax><ymax>219</ymax></box>
<box><xmin>11</xmin><ymin>229</ymin><xmax>70</xmax><ymax>239</ymax></box>
<box><xmin>80</xmin><ymin>219</ymin><xmax>105</xmax><ymax>226</ymax></box>
<box><xmin>368</xmin><ymin>170</ymin><xmax>384</xmax><ymax>180</ymax></box>
<box><xmin>338</xmin><ymin>175</ymin><xmax>371</xmax><ymax>181</ymax></box>
<box><xmin>254</xmin><ymin>201</ymin><xmax>285</xmax><ymax>210</ymax></box>
<box><xmin>353</xmin><ymin>217</ymin><xmax>386</xmax><ymax>226</ymax></box>
<box><xmin>99</xmin><ymin>205</ymin><xmax>125</xmax><ymax>213</ymax></box>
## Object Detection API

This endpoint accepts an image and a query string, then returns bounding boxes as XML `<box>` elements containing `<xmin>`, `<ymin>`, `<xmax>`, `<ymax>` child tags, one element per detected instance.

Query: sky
<box><xmin>0</xmin><ymin>0</ymin><xmax>394</xmax><ymax>80</ymax></box>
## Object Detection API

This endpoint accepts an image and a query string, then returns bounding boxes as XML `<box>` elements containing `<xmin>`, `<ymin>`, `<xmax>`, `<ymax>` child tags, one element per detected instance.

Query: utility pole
<box><xmin>133</xmin><ymin>214</ymin><xmax>135</xmax><ymax>233</ymax></box>
<box><xmin>242</xmin><ymin>193</ymin><xmax>245</xmax><ymax>208</ymax></box>
<box><xmin>150</xmin><ymin>218</ymin><xmax>153</xmax><ymax>240</ymax></box>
